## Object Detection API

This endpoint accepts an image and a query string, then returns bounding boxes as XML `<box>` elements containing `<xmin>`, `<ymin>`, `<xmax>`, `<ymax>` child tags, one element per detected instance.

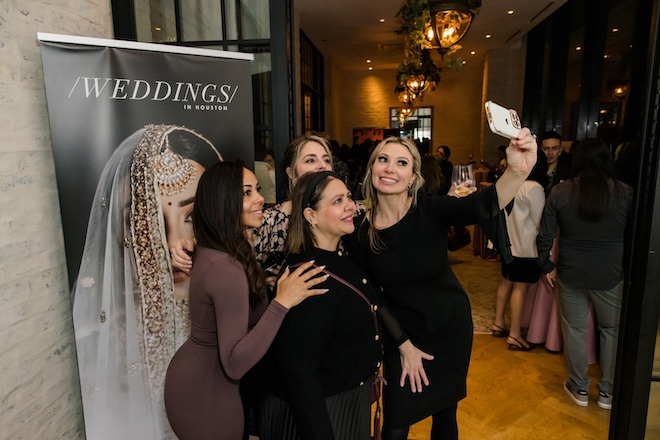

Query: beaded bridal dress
<box><xmin>72</xmin><ymin>125</ymin><xmax>221</xmax><ymax>439</ymax></box>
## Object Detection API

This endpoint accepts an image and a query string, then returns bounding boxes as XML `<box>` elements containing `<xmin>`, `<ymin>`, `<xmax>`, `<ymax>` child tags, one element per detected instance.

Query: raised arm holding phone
<box><xmin>345</xmin><ymin>106</ymin><xmax>537</xmax><ymax>440</ymax></box>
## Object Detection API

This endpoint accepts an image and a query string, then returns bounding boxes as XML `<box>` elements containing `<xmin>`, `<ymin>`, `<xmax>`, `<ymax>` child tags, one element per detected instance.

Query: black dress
<box><xmin>259</xmin><ymin>247</ymin><xmax>382</xmax><ymax>440</ymax></box>
<box><xmin>347</xmin><ymin>186</ymin><xmax>505</xmax><ymax>427</ymax></box>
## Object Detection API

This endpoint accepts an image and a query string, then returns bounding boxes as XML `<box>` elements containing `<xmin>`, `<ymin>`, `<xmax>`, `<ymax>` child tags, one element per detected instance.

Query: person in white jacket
<box><xmin>491</xmin><ymin>148</ymin><xmax>547</xmax><ymax>350</ymax></box>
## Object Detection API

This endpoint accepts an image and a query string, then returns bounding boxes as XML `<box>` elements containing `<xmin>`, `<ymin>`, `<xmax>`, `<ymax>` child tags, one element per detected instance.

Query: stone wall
<box><xmin>0</xmin><ymin>0</ymin><xmax>112</xmax><ymax>438</ymax></box>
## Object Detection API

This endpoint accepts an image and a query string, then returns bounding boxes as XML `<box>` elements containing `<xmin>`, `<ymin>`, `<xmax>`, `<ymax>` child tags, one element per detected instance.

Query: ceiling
<box><xmin>295</xmin><ymin>0</ymin><xmax>569</xmax><ymax>72</ymax></box>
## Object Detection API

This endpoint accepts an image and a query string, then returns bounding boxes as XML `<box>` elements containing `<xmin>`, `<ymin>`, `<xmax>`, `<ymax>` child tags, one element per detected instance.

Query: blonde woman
<box><xmin>347</xmin><ymin>130</ymin><xmax>537</xmax><ymax>439</ymax></box>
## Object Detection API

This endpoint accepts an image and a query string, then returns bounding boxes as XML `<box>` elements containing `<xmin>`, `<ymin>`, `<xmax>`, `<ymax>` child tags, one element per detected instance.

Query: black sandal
<box><xmin>491</xmin><ymin>324</ymin><xmax>509</xmax><ymax>338</ymax></box>
<box><xmin>507</xmin><ymin>335</ymin><xmax>534</xmax><ymax>351</ymax></box>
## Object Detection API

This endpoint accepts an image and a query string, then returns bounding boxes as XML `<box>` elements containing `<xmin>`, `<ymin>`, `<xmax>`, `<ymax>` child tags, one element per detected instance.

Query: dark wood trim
<box><xmin>623</xmin><ymin>0</ymin><xmax>655</xmax><ymax>140</ymax></box>
<box><xmin>576</xmin><ymin>0</ymin><xmax>609</xmax><ymax>140</ymax></box>
<box><xmin>269</xmin><ymin>0</ymin><xmax>295</xmax><ymax>200</ymax></box>
<box><xmin>611</xmin><ymin>0</ymin><xmax>660</xmax><ymax>438</ymax></box>
<box><xmin>174</xmin><ymin>0</ymin><xmax>182</xmax><ymax>42</ymax></box>
<box><xmin>110</xmin><ymin>0</ymin><xmax>137</xmax><ymax>40</ymax></box>
<box><xmin>544</xmin><ymin>4</ymin><xmax>570</xmax><ymax>133</ymax></box>
<box><xmin>521</xmin><ymin>21</ymin><xmax>545</xmax><ymax>134</ymax></box>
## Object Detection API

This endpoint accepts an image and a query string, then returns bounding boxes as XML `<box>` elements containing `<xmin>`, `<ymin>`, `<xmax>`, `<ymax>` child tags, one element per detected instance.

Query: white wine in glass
<box><xmin>452</xmin><ymin>164</ymin><xmax>475</xmax><ymax>197</ymax></box>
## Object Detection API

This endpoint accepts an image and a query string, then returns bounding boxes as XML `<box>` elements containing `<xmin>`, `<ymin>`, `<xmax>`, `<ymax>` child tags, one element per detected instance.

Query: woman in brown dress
<box><xmin>164</xmin><ymin>161</ymin><xmax>326</xmax><ymax>440</ymax></box>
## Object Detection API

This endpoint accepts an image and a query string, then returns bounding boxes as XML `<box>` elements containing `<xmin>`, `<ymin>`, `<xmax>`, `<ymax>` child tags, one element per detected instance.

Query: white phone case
<box><xmin>485</xmin><ymin>101</ymin><xmax>521</xmax><ymax>139</ymax></box>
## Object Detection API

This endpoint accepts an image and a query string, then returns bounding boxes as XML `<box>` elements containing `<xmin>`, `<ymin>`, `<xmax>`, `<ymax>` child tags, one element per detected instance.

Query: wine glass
<box><xmin>452</xmin><ymin>164</ymin><xmax>475</xmax><ymax>197</ymax></box>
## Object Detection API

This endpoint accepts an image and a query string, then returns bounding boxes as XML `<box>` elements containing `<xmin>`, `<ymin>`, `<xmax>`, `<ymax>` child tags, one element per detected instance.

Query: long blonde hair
<box><xmin>361</xmin><ymin>136</ymin><xmax>425</xmax><ymax>251</ymax></box>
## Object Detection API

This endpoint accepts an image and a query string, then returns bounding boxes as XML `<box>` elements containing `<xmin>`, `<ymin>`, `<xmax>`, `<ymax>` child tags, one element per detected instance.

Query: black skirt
<box><xmin>259</xmin><ymin>383</ymin><xmax>372</xmax><ymax>440</ymax></box>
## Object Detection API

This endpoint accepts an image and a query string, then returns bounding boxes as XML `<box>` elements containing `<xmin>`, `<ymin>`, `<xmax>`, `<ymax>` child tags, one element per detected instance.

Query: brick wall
<box><xmin>332</xmin><ymin>46</ymin><xmax>524</xmax><ymax>166</ymax></box>
<box><xmin>0</xmin><ymin>0</ymin><xmax>112</xmax><ymax>438</ymax></box>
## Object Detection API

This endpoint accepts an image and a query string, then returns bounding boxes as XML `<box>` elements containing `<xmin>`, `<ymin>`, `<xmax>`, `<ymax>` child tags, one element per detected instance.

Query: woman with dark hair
<box><xmin>434</xmin><ymin>145</ymin><xmax>453</xmax><ymax>195</ymax></box>
<box><xmin>171</xmin><ymin>134</ymin><xmax>334</xmax><ymax>271</ymax></box>
<box><xmin>491</xmin><ymin>148</ymin><xmax>548</xmax><ymax>350</ymax></box>
<box><xmin>420</xmin><ymin>155</ymin><xmax>445</xmax><ymax>196</ymax></box>
<box><xmin>163</xmin><ymin>161</ymin><xmax>326</xmax><ymax>440</ymax></box>
<box><xmin>537</xmin><ymin>138</ymin><xmax>632</xmax><ymax>410</ymax></box>
<box><xmin>259</xmin><ymin>171</ymin><xmax>382</xmax><ymax>440</ymax></box>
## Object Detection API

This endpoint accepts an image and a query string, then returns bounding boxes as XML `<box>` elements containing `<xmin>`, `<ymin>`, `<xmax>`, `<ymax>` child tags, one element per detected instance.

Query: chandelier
<box><xmin>395</xmin><ymin>84</ymin><xmax>417</xmax><ymax>107</ymax></box>
<box><xmin>398</xmin><ymin>107</ymin><xmax>413</xmax><ymax>126</ymax></box>
<box><xmin>395</xmin><ymin>49</ymin><xmax>441</xmax><ymax>105</ymax></box>
<box><xmin>393</xmin><ymin>0</ymin><xmax>479</xmax><ymax>104</ymax></box>
<box><xmin>428</xmin><ymin>1</ymin><xmax>480</xmax><ymax>54</ymax></box>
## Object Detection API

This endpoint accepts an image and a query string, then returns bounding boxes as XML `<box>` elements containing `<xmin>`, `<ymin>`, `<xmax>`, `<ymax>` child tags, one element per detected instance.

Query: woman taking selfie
<box><xmin>347</xmin><ymin>131</ymin><xmax>537</xmax><ymax>440</ymax></box>
<box><xmin>163</xmin><ymin>161</ymin><xmax>326</xmax><ymax>440</ymax></box>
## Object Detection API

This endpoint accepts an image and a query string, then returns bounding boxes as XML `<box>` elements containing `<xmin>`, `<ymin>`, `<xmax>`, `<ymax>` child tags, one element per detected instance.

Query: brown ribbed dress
<box><xmin>164</xmin><ymin>247</ymin><xmax>288</xmax><ymax>440</ymax></box>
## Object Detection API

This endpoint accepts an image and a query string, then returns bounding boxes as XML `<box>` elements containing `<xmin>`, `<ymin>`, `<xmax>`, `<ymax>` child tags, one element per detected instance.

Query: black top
<box><xmin>264</xmin><ymin>247</ymin><xmax>382</xmax><ymax>439</ymax></box>
<box><xmin>439</xmin><ymin>159</ymin><xmax>454</xmax><ymax>195</ymax></box>
<box><xmin>537</xmin><ymin>178</ymin><xmax>632</xmax><ymax>289</ymax></box>
<box><xmin>545</xmin><ymin>154</ymin><xmax>571</xmax><ymax>194</ymax></box>
<box><xmin>345</xmin><ymin>186</ymin><xmax>504</xmax><ymax>425</ymax></box>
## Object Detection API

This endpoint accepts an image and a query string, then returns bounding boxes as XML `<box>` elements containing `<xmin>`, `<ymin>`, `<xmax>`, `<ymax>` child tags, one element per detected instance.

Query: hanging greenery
<box><xmin>394</xmin><ymin>0</ymin><xmax>476</xmax><ymax>101</ymax></box>
<box><xmin>396</xmin><ymin>50</ymin><xmax>441</xmax><ymax>97</ymax></box>
<box><xmin>394</xmin><ymin>0</ymin><xmax>441</xmax><ymax>102</ymax></box>
<box><xmin>395</xmin><ymin>0</ymin><xmax>435</xmax><ymax>60</ymax></box>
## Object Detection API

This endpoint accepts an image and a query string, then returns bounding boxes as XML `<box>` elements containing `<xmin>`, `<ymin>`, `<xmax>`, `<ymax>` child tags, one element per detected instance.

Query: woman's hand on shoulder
<box><xmin>273</xmin><ymin>261</ymin><xmax>328</xmax><ymax>309</ymax></box>
<box><xmin>398</xmin><ymin>340</ymin><xmax>434</xmax><ymax>393</ymax></box>
<box><xmin>170</xmin><ymin>238</ymin><xmax>195</xmax><ymax>273</ymax></box>
<box><xmin>505</xmin><ymin>128</ymin><xmax>538</xmax><ymax>176</ymax></box>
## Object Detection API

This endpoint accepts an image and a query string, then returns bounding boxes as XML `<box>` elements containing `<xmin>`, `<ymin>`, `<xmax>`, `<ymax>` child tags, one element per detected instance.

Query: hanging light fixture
<box><xmin>405</xmin><ymin>74</ymin><xmax>431</xmax><ymax>96</ymax></box>
<box><xmin>395</xmin><ymin>83</ymin><xmax>417</xmax><ymax>106</ymax></box>
<box><xmin>428</xmin><ymin>0</ymin><xmax>481</xmax><ymax>55</ymax></box>
<box><xmin>395</xmin><ymin>49</ymin><xmax>441</xmax><ymax>105</ymax></box>
<box><xmin>398</xmin><ymin>107</ymin><xmax>413</xmax><ymax>126</ymax></box>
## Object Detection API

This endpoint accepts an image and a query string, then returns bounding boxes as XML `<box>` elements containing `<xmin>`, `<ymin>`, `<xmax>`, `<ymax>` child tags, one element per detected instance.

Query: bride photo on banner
<box><xmin>72</xmin><ymin>125</ymin><xmax>222</xmax><ymax>439</ymax></box>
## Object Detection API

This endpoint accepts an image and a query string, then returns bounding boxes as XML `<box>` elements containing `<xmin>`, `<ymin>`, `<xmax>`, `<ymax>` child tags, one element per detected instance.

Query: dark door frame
<box><xmin>611</xmin><ymin>0</ymin><xmax>660</xmax><ymax>438</ymax></box>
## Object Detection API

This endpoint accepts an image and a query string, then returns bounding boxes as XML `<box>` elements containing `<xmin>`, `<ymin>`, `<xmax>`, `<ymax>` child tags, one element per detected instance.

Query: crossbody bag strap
<box><xmin>290</xmin><ymin>262</ymin><xmax>385</xmax><ymax>417</ymax></box>
<box><xmin>289</xmin><ymin>262</ymin><xmax>379</xmax><ymax>333</ymax></box>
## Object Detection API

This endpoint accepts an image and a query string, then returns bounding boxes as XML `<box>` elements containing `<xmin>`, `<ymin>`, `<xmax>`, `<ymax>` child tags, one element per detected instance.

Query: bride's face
<box><xmin>160</xmin><ymin>159</ymin><xmax>205</xmax><ymax>301</ymax></box>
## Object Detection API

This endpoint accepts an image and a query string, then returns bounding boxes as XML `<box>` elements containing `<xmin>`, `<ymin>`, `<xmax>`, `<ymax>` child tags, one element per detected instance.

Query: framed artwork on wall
<box><xmin>352</xmin><ymin>127</ymin><xmax>386</xmax><ymax>146</ymax></box>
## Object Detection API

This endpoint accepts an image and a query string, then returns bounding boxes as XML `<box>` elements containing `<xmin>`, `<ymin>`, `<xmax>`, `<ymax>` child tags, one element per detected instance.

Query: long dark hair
<box><xmin>569</xmin><ymin>138</ymin><xmax>621</xmax><ymax>222</ymax></box>
<box><xmin>285</xmin><ymin>171</ymin><xmax>338</xmax><ymax>255</ymax></box>
<box><xmin>193</xmin><ymin>161</ymin><xmax>267</xmax><ymax>306</ymax></box>
<box><xmin>165</xmin><ymin>127</ymin><xmax>222</xmax><ymax>167</ymax></box>
<box><xmin>420</xmin><ymin>155</ymin><xmax>444</xmax><ymax>195</ymax></box>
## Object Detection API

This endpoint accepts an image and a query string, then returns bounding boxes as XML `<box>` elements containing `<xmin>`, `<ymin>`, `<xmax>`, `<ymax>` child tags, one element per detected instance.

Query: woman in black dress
<box><xmin>347</xmin><ymin>130</ymin><xmax>537</xmax><ymax>439</ymax></box>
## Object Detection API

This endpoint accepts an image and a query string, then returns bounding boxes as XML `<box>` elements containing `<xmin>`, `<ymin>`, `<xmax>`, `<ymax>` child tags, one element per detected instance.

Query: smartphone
<box><xmin>485</xmin><ymin>101</ymin><xmax>521</xmax><ymax>139</ymax></box>
<box><xmin>262</xmin><ymin>251</ymin><xmax>285</xmax><ymax>274</ymax></box>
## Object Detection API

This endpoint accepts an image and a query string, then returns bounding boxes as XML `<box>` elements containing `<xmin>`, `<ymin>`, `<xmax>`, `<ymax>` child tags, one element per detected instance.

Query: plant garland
<box><xmin>394</xmin><ymin>0</ymin><xmax>478</xmax><ymax>101</ymax></box>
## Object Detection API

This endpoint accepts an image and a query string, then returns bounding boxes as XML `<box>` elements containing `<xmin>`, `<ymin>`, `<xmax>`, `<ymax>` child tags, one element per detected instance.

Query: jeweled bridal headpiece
<box><xmin>155</xmin><ymin>141</ymin><xmax>196</xmax><ymax>196</ymax></box>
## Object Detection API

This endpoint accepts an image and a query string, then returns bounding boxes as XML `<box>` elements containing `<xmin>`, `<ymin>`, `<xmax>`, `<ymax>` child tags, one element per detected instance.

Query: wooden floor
<box><xmin>250</xmin><ymin>330</ymin><xmax>659</xmax><ymax>440</ymax></box>
<box><xmin>405</xmin><ymin>334</ymin><xmax>611</xmax><ymax>439</ymax></box>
